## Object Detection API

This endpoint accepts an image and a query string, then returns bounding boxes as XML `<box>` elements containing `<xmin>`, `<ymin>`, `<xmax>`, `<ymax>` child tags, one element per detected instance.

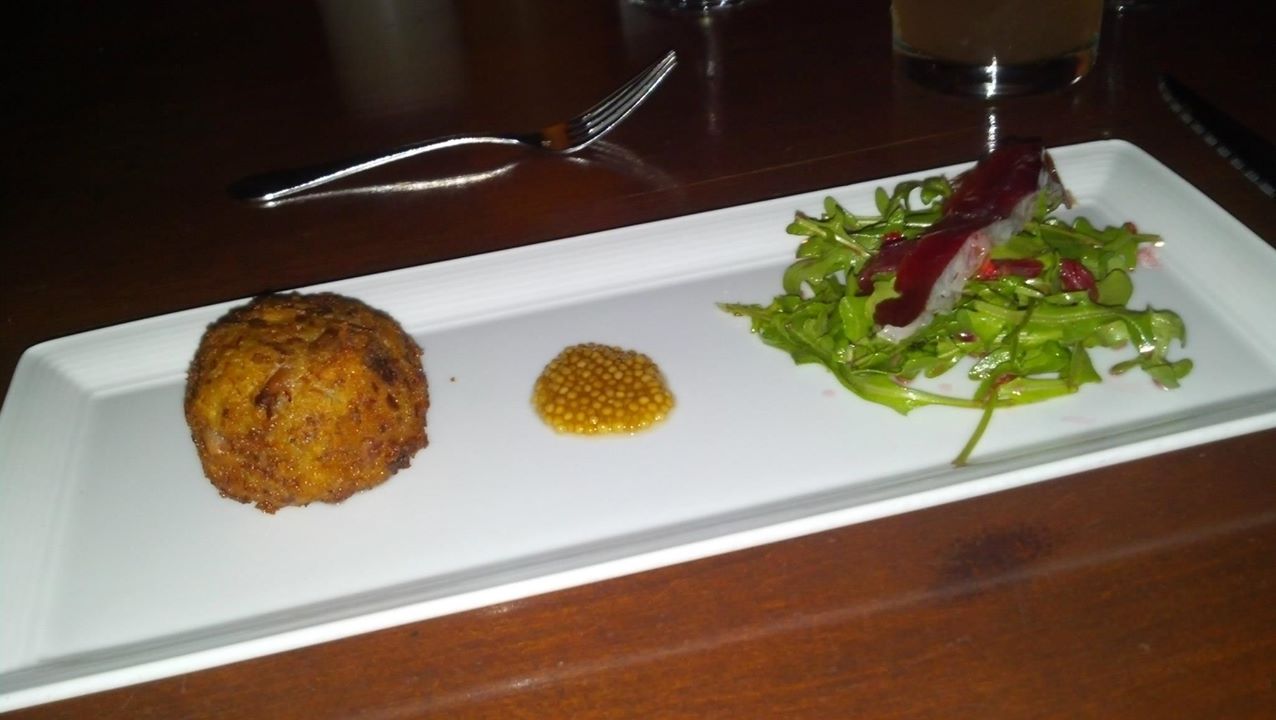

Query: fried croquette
<box><xmin>184</xmin><ymin>292</ymin><xmax>428</xmax><ymax>513</ymax></box>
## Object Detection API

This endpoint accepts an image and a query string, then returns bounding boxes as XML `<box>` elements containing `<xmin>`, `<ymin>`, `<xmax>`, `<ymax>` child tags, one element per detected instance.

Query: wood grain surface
<box><xmin>3</xmin><ymin>1</ymin><xmax>1274</xmax><ymax>717</ymax></box>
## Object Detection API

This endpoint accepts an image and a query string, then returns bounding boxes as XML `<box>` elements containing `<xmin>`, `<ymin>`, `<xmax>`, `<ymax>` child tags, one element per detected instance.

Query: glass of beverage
<box><xmin>892</xmin><ymin>0</ymin><xmax>1104</xmax><ymax>97</ymax></box>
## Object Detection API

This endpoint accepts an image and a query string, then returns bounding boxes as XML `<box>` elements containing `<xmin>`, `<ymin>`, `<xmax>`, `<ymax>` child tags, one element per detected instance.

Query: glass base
<box><xmin>894</xmin><ymin>45</ymin><xmax>1096</xmax><ymax>98</ymax></box>
<box><xmin>630</xmin><ymin>0</ymin><xmax>748</xmax><ymax>12</ymax></box>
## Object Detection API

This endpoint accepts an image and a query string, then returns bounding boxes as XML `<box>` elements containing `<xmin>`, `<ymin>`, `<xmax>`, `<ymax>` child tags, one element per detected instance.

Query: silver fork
<box><xmin>230</xmin><ymin>50</ymin><xmax>678</xmax><ymax>202</ymax></box>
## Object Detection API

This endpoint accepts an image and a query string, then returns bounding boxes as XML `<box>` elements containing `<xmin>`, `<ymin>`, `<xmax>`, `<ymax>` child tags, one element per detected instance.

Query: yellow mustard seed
<box><xmin>532</xmin><ymin>343</ymin><xmax>674</xmax><ymax>435</ymax></box>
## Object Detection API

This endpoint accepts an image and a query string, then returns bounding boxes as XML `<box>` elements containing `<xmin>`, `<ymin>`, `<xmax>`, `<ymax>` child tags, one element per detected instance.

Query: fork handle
<box><xmin>228</xmin><ymin>133</ymin><xmax>536</xmax><ymax>202</ymax></box>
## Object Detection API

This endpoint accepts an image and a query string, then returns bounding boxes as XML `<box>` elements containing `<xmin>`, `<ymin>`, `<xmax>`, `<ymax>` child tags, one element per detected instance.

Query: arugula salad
<box><xmin>720</xmin><ymin>175</ymin><xmax>1193</xmax><ymax>465</ymax></box>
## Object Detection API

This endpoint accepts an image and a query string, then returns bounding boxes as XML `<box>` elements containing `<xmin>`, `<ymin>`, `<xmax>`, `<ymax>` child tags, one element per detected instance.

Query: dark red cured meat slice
<box><xmin>873</xmin><ymin>215</ymin><xmax>988</xmax><ymax>328</ymax></box>
<box><xmin>945</xmin><ymin>141</ymin><xmax>1052</xmax><ymax>220</ymax></box>
<box><xmin>856</xmin><ymin>233</ymin><xmax>912</xmax><ymax>294</ymax></box>
<box><xmin>873</xmin><ymin>142</ymin><xmax>1052</xmax><ymax>334</ymax></box>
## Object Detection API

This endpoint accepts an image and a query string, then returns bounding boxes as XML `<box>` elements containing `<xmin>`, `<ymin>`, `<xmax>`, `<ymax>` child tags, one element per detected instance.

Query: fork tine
<box><xmin>567</xmin><ymin>50</ymin><xmax>677</xmax><ymax>148</ymax></box>
<box><xmin>578</xmin><ymin>50</ymin><xmax>677</xmax><ymax>127</ymax></box>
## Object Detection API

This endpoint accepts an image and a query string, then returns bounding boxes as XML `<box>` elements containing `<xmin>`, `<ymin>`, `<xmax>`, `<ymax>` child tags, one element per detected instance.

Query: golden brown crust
<box><xmin>184</xmin><ymin>292</ymin><xmax>428</xmax><ymax>513</ymax></box>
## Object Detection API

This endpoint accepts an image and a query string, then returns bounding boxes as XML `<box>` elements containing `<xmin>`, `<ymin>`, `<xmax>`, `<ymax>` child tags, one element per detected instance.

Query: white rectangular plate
<box><xmin>3</xmin><ymin>140</ymin><xmax>1276</xmax><ymax>710</ymax></box>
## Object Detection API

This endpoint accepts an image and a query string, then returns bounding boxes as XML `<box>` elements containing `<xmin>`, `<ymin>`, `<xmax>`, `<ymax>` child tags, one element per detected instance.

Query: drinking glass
<box><xmin>892</xmin><ymin>0</ymin><xmax>1104</xmax><ymax>97</ymax></box>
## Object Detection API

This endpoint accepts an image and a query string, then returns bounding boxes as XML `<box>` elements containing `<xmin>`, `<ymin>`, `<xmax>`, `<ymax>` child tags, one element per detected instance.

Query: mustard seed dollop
<box><xmin>533</xmin><ymin>343</ymin><xmax>674</xmax><ymax>435</ymax></box>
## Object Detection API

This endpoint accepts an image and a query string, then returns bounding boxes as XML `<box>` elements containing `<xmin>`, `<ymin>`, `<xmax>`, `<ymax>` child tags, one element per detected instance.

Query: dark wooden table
<box><xmin>4</xmin><ymin>1</ymin><xmax>1274</xmax><ymax>717</ymax></box>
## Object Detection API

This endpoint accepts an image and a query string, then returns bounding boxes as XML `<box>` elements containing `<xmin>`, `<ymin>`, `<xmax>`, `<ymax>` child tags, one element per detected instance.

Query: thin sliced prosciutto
<box><xmin>873</xmin><ymin>141</ymin><xmax>1066</xmax><ymax>342</ymax></box>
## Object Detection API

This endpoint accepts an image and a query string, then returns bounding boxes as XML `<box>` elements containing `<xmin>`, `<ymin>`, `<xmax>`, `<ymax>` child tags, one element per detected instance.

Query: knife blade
<box><xmin>1159</xmin><ymin>74</ymin><xmax>1276</xmax><ymax>199</ymax></box>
